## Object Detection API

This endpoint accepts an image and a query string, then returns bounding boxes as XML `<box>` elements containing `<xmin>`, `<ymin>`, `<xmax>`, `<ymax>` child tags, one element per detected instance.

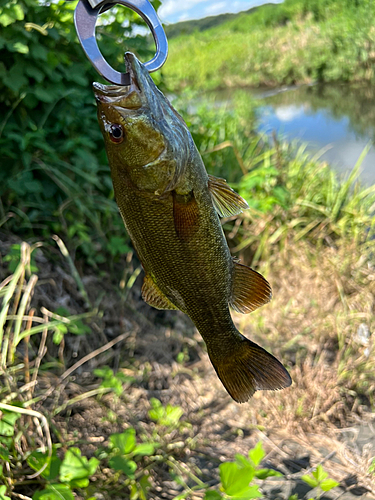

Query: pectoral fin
<box><xmin>142</xmin><ymin>274</ymin><xmax>178</xmax><ymax>310</ymax></box>
<box><xmin>173</xmin><ymin>190</ymin><xmax>200</xmax><ymax>241</ymax></box>
<box><xmin>230</xmin><ymin>261</ymin><xmax>272</xmax><ymax>314</ymax></box>
<box><xmin>208</xmin><ymin>175</ymin><xmax>248</xmax><ymax>217</ymax></box>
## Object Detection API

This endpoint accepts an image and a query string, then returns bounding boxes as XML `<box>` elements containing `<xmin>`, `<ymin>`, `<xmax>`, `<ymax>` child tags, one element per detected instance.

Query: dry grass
<box><xmin>57</xmin><ymin>239</ymin><xmax>375</xmax><ymax>497</ymax></box>
<box><xmin>1</xmin><ymin>232</ymin><xmax>375</xmax><ymax>498</ymax></box>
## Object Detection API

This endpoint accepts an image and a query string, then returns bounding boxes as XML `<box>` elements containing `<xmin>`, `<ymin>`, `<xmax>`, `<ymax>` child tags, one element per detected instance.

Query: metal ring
<box><xmin>74</xmin><ymin>0</ymin><xmax>168</xmax><ymax>85</ymax></box>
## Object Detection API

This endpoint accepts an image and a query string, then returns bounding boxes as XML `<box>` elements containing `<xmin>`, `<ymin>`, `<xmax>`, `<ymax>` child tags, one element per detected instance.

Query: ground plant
<box><xmin>163</xmin><ymin>0</ymin><xmax>375</xmax><ymax>91</ymax></box>
<box><xmin>1</xmin><ymin>0</ymin><xmax>375</xmax><ymax>498</ymax></box>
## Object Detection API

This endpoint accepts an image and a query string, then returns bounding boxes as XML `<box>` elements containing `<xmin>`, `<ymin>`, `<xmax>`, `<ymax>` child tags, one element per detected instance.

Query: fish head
<box><xmin>94</xmin><ymin>53</ymin><xmax>191</xmax><ymax>194</ymax></box>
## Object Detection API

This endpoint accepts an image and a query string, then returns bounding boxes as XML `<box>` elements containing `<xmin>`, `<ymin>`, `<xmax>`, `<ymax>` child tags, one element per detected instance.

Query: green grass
<box><xmin>1</xmin><ymin>243</ymin><xmax>349</xmax><ymax>498</ymax></box>
<box><xmin>1</xmin><ymin>2</ymin><xmax>375</xmax><ymax>496</ymax></box>
<box><xmin>175</xmin><ymin>93</ymin><xmax>375</xmax><ymax>264</ymax></box>
<box><xmin>163</xmin><ymin>0</ymin><xmax>375</xmax><ymax>91</ymax></box>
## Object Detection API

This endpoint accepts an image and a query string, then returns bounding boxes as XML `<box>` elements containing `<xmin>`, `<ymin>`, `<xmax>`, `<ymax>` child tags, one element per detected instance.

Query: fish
<box><xmin>93</xmin><ymin>52</ymin><xmax>291</xmax><ymax>403</ymax></box>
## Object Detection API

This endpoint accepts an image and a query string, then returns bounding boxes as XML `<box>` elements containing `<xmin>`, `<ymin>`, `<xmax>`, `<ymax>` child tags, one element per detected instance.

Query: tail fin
<box><xmin>208</xmin><ymin>337</ymin><xmax>291</xmax><ymax>403</ymax></box>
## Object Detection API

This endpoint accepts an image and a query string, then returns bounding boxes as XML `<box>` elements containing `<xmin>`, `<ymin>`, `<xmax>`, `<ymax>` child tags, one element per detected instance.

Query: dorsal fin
<box><xmin>208</xmin><ymin>175</ymin><xmax>248</xmax><ymax>217</ymax></box>
<box><xmin>230</xmin><ymin>261</ymin><xmax>272</xmax><ymax>314</ymax></box>
<box><xmin>173</xmin><ymin>190</ymin><xmax>200</xmax><ymax>241</ymax></box>
<box><xmin>142</xmin><ymin>274</ymin><xmax>178</xmax><ymax>310</ymax></box>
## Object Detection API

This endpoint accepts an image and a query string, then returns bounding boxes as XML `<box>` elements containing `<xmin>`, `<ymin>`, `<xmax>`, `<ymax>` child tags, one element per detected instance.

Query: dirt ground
<box><xmin>1</xmin><ymin>232</ymin><xmax>375</xmax><ymax>499</ymax></box>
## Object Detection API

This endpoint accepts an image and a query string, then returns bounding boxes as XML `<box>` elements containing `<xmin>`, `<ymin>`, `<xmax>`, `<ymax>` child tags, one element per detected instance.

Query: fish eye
<box><xmin>109</xmin><ymin>124</ymin><xmax>124</xmax><ymax>143</ymax></box>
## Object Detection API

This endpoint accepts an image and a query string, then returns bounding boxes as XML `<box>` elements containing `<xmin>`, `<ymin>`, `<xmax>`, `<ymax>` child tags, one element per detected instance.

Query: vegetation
<box><xmin>1</xmin><ymin>0</ymin><xmax>375</xmax><ymax>498</ymax></box>
<box><xmin>0</xmin><ymin>0</ymin><xmax>163</xmax><ymax>267</ymax></box>
<box><xmin>163</xmin><ymin>3</ymin><xmax>266</xmax><ymax>39</ymax></box>
<box><xmin>163</xmin><ymin>0</ymin><xmax>375</xmax><ymax>91</ymax></box>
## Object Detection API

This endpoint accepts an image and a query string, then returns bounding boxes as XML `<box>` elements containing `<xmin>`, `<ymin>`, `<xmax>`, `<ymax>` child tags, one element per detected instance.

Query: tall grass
<box><xmin>174</xmin><ymin>94</ymin><xmax>375</xmax><ymax>268</ymax></box>
<box><xmin>233</xmin><ymin>140</ymin><xmax>375</xmax><ymax>262</ymax></box>
<box><xmin>0</xmin><ymin>240</ymin><xmax>100</xmax><ymax>485</ymax></box>
<box><xmin>164</xmin><ymin>0</ymin><xmax>375</xmax><ymax>91</ymax></box>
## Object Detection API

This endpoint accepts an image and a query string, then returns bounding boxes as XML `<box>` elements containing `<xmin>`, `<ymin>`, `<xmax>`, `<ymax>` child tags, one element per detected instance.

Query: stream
<box><xmin>255</xmin><ymin>83</ymin><xmax>375</xmax><ymax>185</ymax></box>
<box><xmin>209</xmin><ymin>83</ymin><xmax>375</xmax><ymax>185</ymax></box>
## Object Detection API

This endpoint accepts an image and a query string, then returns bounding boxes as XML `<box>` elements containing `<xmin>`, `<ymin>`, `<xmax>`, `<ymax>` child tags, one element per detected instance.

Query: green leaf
<box><xmin>148</xmin><ymin>398</ymin><xmax>164</xmax><ymax>422</ymax></box>
<box><xmin>255</xmin><ymin>468</ymin><xmax>283</xmax><ymax>479</ymax></box>
<box><xmin>0</xmin><ymin>13</ymin><xmax>13</xmax><ymax>26</ymax></box>
<box><xmin>24</xmin><ymin>179</ymin><xmax>43</xmax><ymax>194</ymax></box>
<box><xmin>8</xmin><ymin>42</ymin><xmax>29</xmax><ymax>54</ymax></box>
<box><xmin>59</xmin><ymin>448</ymin><xmax>99</xmax><ymax>483</ymax></box>
<box><xmin>30</xmin><ymin>44</ymin><xmax>48</xmax><ymax>61</ymax></box>
<box><xmin>109</xmin><ymin>429</ymin><xmax>136</xmax><ymax>454</ymax></box>
<box><xmin>320</xmin><ymin>478</ymin><xmax>340</xmax><ymax>491</ymax></box>
<box><xmin>3</xmin><ymin>62</ymin><xmax>27</xmax><ymax>92</ymax></box>
<box><xmin>172</xmin><ymin>493</ymin><xmax>189</xmax><ymax>500</ymax></box>
<box><xmin>0</xmin><ymin>485</ymin><xmax>11</xmax><ymax>500</ymax></box>
<box><xmin>133</xmin><ymin>442</ymin><xmax>155</xmax><ymax>456</ymax></box>
<box><xmin>25</xmin><ymin>66</ymin><xmax>45</xmax><ymax>83</ymax></box>
<box><xmin>301</xmin><ymin>474</ymin><xmax>319</xmax><ymax>488</ymax></box>
<box><xmin>235</xmin><ymin>454</ymin><xmax>253</xmax><ymax>469</ymax></box>
<box><xmin>27</xmin><ymin>450</ymin><xmax>61</xmax><ymax>481</ymax></box>
<box><xmin>248</xmin><ymin>442</ymin><xmax>265</xmax><ymax>467</ymax></box>
<box><xmin>68</xmin><ymin>478</ymin><xmax>89</xmax><ymax>488</ymax></box>
<box><xmin>32</xmin><ymin>484</ymin><xmax>74</xmax><ymax>500</ymax></box>
<box><xmin>148</xmin><ymin>398</ymin><xmax>183</xmax><ymax>426</ymax></box>
<box><xmin>67</xmin><ymin>319</ymin><xmax>91</xmax><ymax>336</ymax></box>
<box><xmin>109</xmin><ymin>455</ymin><xmax>137</xmax><ymax>478</ymax></box>
<box><xmin>94</xmin><ymin>367</ymin><xmax>132</xmax><ymax>396</ymax></box>
<box><xmin>0</xmin><ymin>4</ymin><xmax>23</xmax><ymax>26</ymax></box>
<box><xmin>107</xmin><ymin>236</ymin><xmax>131</xmax><ymax>256</ymax></box>
<box><xmin>34</xmin><ymin>87</ymin><xmax>56</xmax><ymax>103</ymax></box>
<box><xmin>165</xmin><ymin>404</ymin><xmax>184</xmax><ymax>425</ymax></box>
<box><xmin>0</xmin><ymin>446</ymin><xmax>10</xmax><ymax>460</ymax></box>
<box><xmin>204</xmin><ymin>491</ymin><xmax>223</xmax><ymax>499</ymax></box>
<box><xmin>313</xmin><ymin>464</ymin><xmax>328</xmax><ymax>483</ymax></box>
<box><xmin>138</xmin><ymin>474</ymin><xmax>151</xmax><ymax>500</ymax></box>
<box><xmin>219</xmin><ymin>462</ymin><xmax>255</xmax><ymax>496</ymax></box>
<box><xmin>232</xmin><ymin>485</ymin><xmax>263</xmax><ymax>499</ymax></box>
<box><xmin>0</xmin><ymin>410</ymin><xmax>20</xmax><ymax>437</ymax></box>
<box><xmin>93</xmin><ymin>366</ymin><xmax>112</xmax><ymax>378</ymax></box>
<box><xmin>53</xmin><ymin>325</ymin><xmax>67</xmax><ymax>345</ymax></box>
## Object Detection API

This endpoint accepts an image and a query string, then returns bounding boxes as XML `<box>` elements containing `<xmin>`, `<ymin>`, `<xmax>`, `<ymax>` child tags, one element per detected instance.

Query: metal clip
<box><xmin>74</xmin><ymin>0</ymin><xmax>168</xmax><ymax>85</ymax></box>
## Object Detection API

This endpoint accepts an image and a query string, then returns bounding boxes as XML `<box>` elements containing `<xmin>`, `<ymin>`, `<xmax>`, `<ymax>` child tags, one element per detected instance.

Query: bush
<box><xmin>0</xmin><ymin>0</ymin><xmax>160</xmax><ymax>266</ymax></box>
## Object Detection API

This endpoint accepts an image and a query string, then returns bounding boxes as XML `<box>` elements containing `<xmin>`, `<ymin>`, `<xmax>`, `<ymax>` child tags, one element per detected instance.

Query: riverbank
<box><xmin>2</xmin><ymin>2</ymin><xmax>375</xmax><ymax>497</ymax></box>
<box><xmin>2</xmin><ymin>91</ymin><xmax>375</xmax><ymax>496</ymax></box>
<box><xmin>163</xmin><ymin>0</ymin><xmax>375</xmax><ymax>92</ymax></box>
<box><xmin>1</xmin><ymin>165</ymin><xmax>375</xmax><ymax>497</ymax></box>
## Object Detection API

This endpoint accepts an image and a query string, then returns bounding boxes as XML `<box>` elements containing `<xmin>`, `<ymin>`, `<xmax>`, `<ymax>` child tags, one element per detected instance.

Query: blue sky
<box><xmin>158</xmin><ymin>0</ymin><xmax>283</xmax><ymax>24</ymax></box>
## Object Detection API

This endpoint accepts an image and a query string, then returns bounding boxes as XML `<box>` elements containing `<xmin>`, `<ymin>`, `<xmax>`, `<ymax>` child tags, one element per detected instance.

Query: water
<box><xmin>254</xmin><ymin>83</ymin><xmax>375</xmax><ymax>185</ymax></box>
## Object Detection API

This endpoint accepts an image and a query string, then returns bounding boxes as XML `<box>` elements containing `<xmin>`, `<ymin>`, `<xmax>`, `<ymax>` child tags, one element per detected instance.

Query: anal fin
<box><xmin>208</xmin><ymin>175</ymin><xmax>248</xmax><ymax>217</ymax></box>
<box><xmin>142</xmin><ymin>274</ymin><xmax>178</xmax><ymax>310</ymax></box>
<box><xmin>230</xmin><ymin>261</ymin><xmax>272</xmax><ymax>314</ymax></box>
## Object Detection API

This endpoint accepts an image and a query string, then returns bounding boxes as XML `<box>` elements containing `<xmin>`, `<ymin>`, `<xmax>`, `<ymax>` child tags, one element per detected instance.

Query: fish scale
<box><xmin>94</xmin><ymin>52</ymin><xmax>291</xmax><ymax>403</ymax></box>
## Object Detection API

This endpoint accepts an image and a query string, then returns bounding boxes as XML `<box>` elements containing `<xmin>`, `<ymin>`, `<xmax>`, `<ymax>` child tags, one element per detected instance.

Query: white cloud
<box><xmin>204</xmin><ymin>1</ymin><xmax>227</xmax><ymax>16</ymax></box>
<box><xmin>158</xmin><ymin>0</ymin><xmax>286</xmax><ymax>24</ymax></box>
<box><xmin>177</xmin><ymin>12</ymin><xmax>191</xmax><ymax>22</ymax></box>
<box><xmin>275</xmin><ymin>105</ymin><xmax>305</xmax><ymax>122</ymax></box>
<box><xmin>159</xmin><ymin>0</ymin><xmax>206</xmax><ymax>20</ymax></box>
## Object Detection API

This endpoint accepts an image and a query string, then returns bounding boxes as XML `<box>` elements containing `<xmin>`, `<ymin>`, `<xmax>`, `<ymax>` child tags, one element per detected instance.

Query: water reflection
<box><xmin>256</xmin><ymin>84</ymin><xmax>375</xmax><ymax>185</ymax></box>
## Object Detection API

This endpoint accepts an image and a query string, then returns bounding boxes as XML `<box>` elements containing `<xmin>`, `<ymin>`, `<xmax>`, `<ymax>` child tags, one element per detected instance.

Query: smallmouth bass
<box><xmin>94</xmin><ymin>53</ymin><xmax>291</xmax><ymax>403</ymax></box>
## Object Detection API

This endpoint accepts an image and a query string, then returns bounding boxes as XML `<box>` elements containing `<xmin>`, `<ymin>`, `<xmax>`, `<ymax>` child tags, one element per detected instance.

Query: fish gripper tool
<box><xmin>74</xmin><ymin>0</ymin><xmax>168</xmax><ymax>85</ymax></box>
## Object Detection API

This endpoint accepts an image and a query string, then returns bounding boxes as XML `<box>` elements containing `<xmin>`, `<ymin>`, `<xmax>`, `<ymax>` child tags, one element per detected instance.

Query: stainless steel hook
<box><xmin>74</xmin><ymin>0</ymin><xmax>168</xmax><ymax>85</ymax></box>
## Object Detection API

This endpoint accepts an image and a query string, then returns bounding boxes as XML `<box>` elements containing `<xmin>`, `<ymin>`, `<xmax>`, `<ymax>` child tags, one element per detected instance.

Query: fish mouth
<box><xmin>93</xmin><ymin>53</ymin><xmax>147</xmax><ymax>105</ymax></box>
